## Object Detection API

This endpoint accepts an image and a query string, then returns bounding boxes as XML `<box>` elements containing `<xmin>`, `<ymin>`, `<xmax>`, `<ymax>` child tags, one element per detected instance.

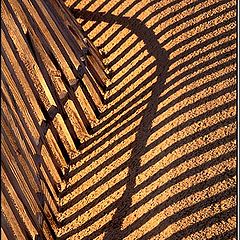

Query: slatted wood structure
<box><xmin>1</xmin><ymin>0</ymin><xmax>109</xmax><ymax>238</ymax></box>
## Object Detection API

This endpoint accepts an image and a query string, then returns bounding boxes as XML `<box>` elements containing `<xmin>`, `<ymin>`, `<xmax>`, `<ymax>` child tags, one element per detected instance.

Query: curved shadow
<box><xmin>59</xmin><ymin>1</ymin><xmax>236</xmax><ymax>239</ymax></box>
<box><xmin>76</xmin><ymin>10</ymin><xmax>169</xmax><ymax>240</ymax></box>
<box><xmin>60</xmin><ymin>6</ymin><xmax>169</xmax><ymax>239</ymax></box>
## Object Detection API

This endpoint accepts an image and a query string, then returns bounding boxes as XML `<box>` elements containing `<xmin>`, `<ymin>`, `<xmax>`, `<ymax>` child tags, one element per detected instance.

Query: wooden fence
<box><xmin>1</xmin><ymin>0</ymin><xmax>109</xmax><ymax>238</ymax></box>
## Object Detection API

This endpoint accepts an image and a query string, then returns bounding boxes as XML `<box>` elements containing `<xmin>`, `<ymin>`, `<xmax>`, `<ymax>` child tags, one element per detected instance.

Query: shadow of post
<box><xmin>57</xmin><ymin>2</ymin><xmax>236</xmax><ymax>238</ymax></box>
<box><xmin>70</xmin><ymin>9</ymin><xmax>169</xmax><ymax>239</ymax></box>
<box><xmin>104</xmin><ymin>63</ymin><xmax>168</xmax><ymax>239</ymax></box>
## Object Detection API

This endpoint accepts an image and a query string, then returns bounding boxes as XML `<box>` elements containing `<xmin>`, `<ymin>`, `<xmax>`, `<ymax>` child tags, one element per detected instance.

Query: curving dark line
<box><xmin>64</xmin><ymin>168</ymin><xmax>235</xmax><ymax>240</ymax></box>
<box><xmin>137</xmin><ymin>186</ymin><xmax>236</xmax><ymax>240</ymax></box>
<box><xmin>63</xmin><ymin>68</ymin><xmax>235</xmax><ymax>195</ymax></box>
<box><xmin>63</xmin><ymin>4</ymin><xmax>169</xmax><ymax>239</ymax></box>
<box><xmin>66</xmin><ymin>12</ymin><xmax>235</xmax><ymax>172</ymax></box>
<box><xmin>207</xmin><ymin>228</ymin><xmax>236</xmax><ymax>240</ymax></box>
<box><xmin>60</xmin><ymin>137</ymin><xmax>235</xmax><ymax>222</ymax></box>
<box><xmin>166</xmin><ymin>206</ymin><xmax>236</xmax><ymax>240</ymax></box>
<box><xmin>60</xmin><ymin>1</ymin><xmax>236</xmax><ymax>239</ymax></box>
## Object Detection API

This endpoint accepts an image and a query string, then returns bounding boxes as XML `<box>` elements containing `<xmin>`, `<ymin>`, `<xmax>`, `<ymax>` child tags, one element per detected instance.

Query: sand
<box><xmin>57</xmin><ymin>0</ymin><xmax>236</xmax><ymax>239</ymax></box>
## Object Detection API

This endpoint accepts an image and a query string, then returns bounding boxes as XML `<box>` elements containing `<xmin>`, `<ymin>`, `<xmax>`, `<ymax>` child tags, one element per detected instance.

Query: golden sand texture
<box><xmin>58</xmin><ymin>0</ymin><xmax>236</xmax><ymax>239</ymax></box>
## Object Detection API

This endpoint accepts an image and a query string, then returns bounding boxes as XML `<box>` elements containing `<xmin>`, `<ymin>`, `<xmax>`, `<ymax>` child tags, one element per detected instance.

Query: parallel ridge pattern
<box><xmin>1</xmin><ymin>0</ymin><xmax>108</xmax><ymax>238</ymax></box>
<box><xmin>58</xmin><ymin>0</ymin><xmax>237</xmax><ymax>239</ymax></box>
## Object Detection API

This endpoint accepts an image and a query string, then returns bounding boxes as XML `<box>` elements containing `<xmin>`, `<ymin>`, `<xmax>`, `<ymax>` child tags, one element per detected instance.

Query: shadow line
<box><xmin>58</xmin><ymin>1</ymin><xmax>236</xmax><ymax>239</ymax></box>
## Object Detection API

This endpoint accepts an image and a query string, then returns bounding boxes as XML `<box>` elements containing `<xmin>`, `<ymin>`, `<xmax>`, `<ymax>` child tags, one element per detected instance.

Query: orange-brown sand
<box><xmin>57</xmin><ymin>0</ymin><xmax>236</xmax><ymax>239</ymax></box>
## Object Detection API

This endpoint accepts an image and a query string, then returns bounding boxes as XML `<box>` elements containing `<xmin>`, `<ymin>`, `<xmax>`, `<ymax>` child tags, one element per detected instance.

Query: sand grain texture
<box><xmin>60</xmin><ymin>0</ymin><xmax>235</xmax><ymax>239</ymax></box>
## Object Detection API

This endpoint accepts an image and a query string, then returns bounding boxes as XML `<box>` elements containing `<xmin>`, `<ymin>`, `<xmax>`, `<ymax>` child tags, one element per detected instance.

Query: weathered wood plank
<box><xmin>1</xmin><ymin>210</ymin><xmax>20</xmax><ymax>240</ymax></box>
<box><xmin>1</xmin><ymin>186</ymin><xmax>31</xmax><ymax>240</ymax></box>
<box><xmin>1</xmin><ymin>0</ymin><xmax>109</xmax><ymax>238</ymax></box>
<box><xmin>1</xmin><ymin>227</ymin><xmax>9</xmax><ymax>240</ymax></box>
<box><xmin>1</xmin><ymin>104</ymin><xmax>39</xmax><ymax>189</ymax></box>
<box><xmin>12</xmin><ymin>0</ymin><xmax>76</xmax><ymax>81</ymax></box>
<box><xmin>2</xmin><ymin>1</ymin><xmax>56</xmax><ymax>109</ymax></box>
<box><xmin>1</xmin><ymin>27</ymin><xmax>45</xmax><ymax>123</ymax></box>
<box><xmin>1</xmin><ymin>149</ymin><xmax>55</xmax><ymax>239</ymax></box>
<box><xmin>2</xmin><ymin>168</ymin><xmax>39</xmax><ymax>238</ymax></box>
<box><xmin>25</xmin><ymin>29</ymin><xmax>81</xmax><ymax>150</ymax></box>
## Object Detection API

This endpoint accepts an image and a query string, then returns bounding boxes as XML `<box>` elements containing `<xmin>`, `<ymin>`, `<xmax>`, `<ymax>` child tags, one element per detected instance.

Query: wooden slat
<box><xmin>2</xmin><ymin>27</ymin><xmax>71</xmax><ymax>162</ymax></box>
<box><xmin>48</xmin><ymin>0</ymin><xmax>109</xmax><ymax>85</ymax></box>
<box><xmin>1</xmin><ymin>0</ymin><xmax>109</xmax><ymax>238</ymax></box>
<box><xmin>2</xmin><ymin>170</ymin><xmax>38</xmax><ymax>238</ymax></box>
<box><xmin>2</xmin><ymin>74</ymin><xmax>64</xmax><ymax>186</ymax></box>
<box><xmin>1</xmin><ymin>68</ymin><xmax>37</xmax><ymax>154</ymax></box>
<box><xmin>25</xmin><ymin>30</ymin><xmax>83</xmax><ymax>149</ymax></box>
<box><xmin>1</xmin><ymin>55</ymin><xmax>41</xmax><ymax>143</ymax></box>
<box><xmin>1</xmin><ymin>211</ymin><xmax>19</xmax><ymax>240</ymax></box>
<box><xmin>2</xmin><ymin>1</ymin><xmax>56</xmax><ymax>109</ymax></box>
<box><xmin>1</xmin><ymin>137</ymin><xmax>40</xmax><ymax>216</ymax></box>
<box><xmin>1</xmin><ymin>150</ymin><xmax>55</xmax><ymax>239</ymax></box>
<box><xmin>1</xmin><ymin>190</ymin><xmax>29</xmax><ymax>240</ymax></box>
<box><xmin>1</xmin><ymin>227</ymin><xmax>8</xmax><ymax>240</ymax></box>
<box><xmin>1</xmin><ymin>70</ymin><xmax>64</xmax><ymax>183</ymax></box>
<box><xmin>1</xmin><ymin>109</ymin><xmax>39</xmax><ymax>191</ymax></box>
<box><xmin>1</xmin><ymin>26</ymin><xmax>46</xmax><ymax>124</ymax></box>
<box><xmin>38</xmin><ymin>0</ymin><xmax>108</xmax><ymax>107</ymax></box>
<box><xmin>11</xmin><ymin>0</ymin><xmax>76</xmax><ymax>80</ymax></box>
